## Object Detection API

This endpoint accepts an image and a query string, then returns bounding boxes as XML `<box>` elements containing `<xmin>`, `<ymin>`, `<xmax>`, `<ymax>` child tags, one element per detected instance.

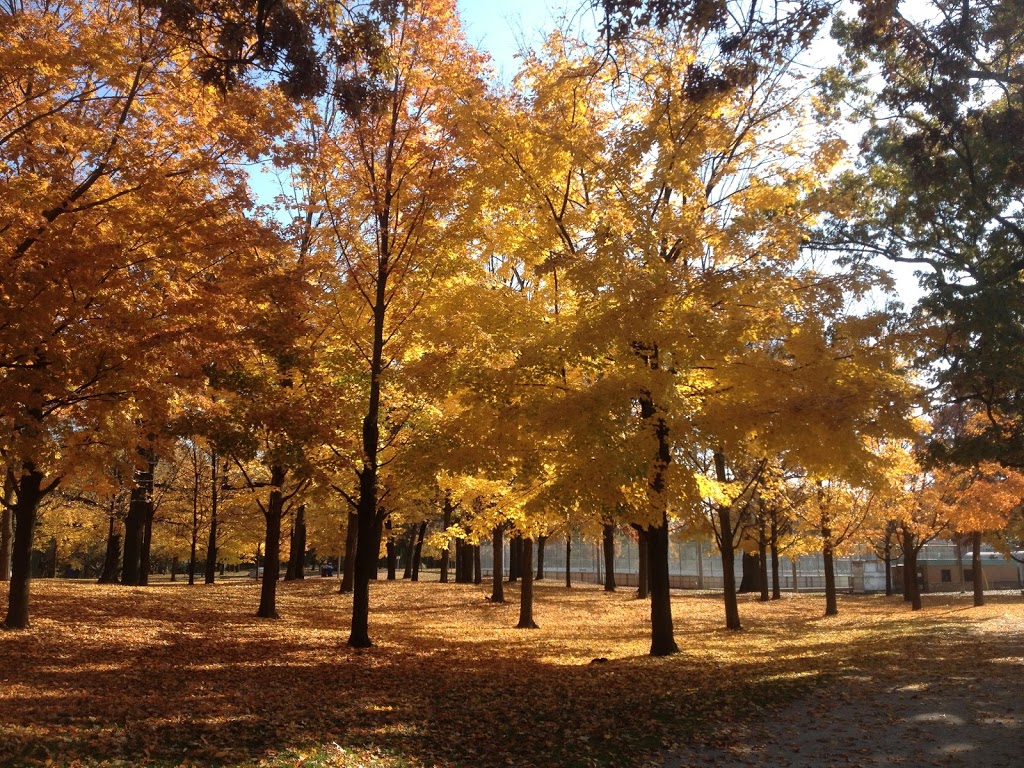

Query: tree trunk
<box><xmin>716</xmin><ymin>453</ymin><xmax>741</xmax><ymax>631</ymax></box>
<box><xmin>738</xmin><ymin>551</ymin><xmax>759</xmax><ymax>593</ymax></box>
<box><xmin>509</xmin><ymin>534</ymin><xmax>521</xmax><ymax>582</ymax></box>
<box><xmin>3</xmin><ymin>467</ymin><xmax>46</xmax><ymax>629</ymax></box>
<box><xmin>188</xmin><ymin>486</ymin><xmax>200</xmax><ymax>586</ymax></box>
<box><xmin>516</xmin><ymin>537</ymin><xmax>538</xmax><ymax>629</ymax></box>
<box><xmin>565</xmin><ymin>533</ymin><xmax>572</xmax><ymax>589</ymax></box>
<box><xmin>883</xmin><ymin>531</ymin><xmax>892</xmax><ymax>597</ymax></box>
<box><xmin>902</xmin><ymin>529</ymin><xmax>922</xmax><ymax>611</ymax></box>
<box><xmin>98</xmin><ymin>504</ymin><xmax>121</xmax><ymax>585</ymax></box>
<box><xmin>348</xmin><ymin>472</ymin><xmax>379</xmax><ymax>647</ymax></box>
<box><xmin>170</xmin><ymin>554</ymin><xmax>179</xmax><ymax>583</ymax></box>
<box><xmin>758</xmin><ymin>515</ymin><xmax>769</xmax><ymax>602</ymax></box>
<box><xmin>473</xmin><ymin>544</ymin><xmax>482</xmax><ymax>585</ymax></box>
<box><xmin>411</xmin><ymin>521</ymin><xmax>427</xmax><ymax>582</ymax></box>
<box><xmin>955</xmin><ymin>538</ymin><xmax>965</xmax><ymax>593</ymax></box>
<box><xmin>972</xmin><ymin>530</ymin><xmax>984</xmax><ymax>607</ymax></box>
<box><xmin>647</xmin><ymin>513</ymin><xmax>678</xmax><ymax>655</ymax></box>
<box><xmin>121</xmin><ymin>485</ymin><xmax>147</xmax><ymax>586</ymax></box>
<box><xmin>340</xmin><ymin>510</ymin><xmax>358</xmax><ymax>593</ymax></box>
<box><xmin>139</xmin><ymin>501</ymin><xmax>155</xmax><ymax>586</ymax></box>
<box><xmin>293</xmin><ymin>504</ymin><xmax>307</xmax><ymax>580</ymax></box>
<box><xmin>535</xmin><ymin>535</ymin><xmax>546</xmax><ymax>580</ymax></box>
<box><xmin>769</xmin><ymin>512</ymin><xmax>781</xmax><ymax>600</ymax></box>
<box><xmin>257</xmin><ymin>465</ymin><xmax>287</xmax><ymax>619</ymax></box>
<box><xmin>602</xmin><ymin>523</ymin><xmax>616</xmax><ymax>592</ymax></box>
<box><xmin>454</xmin><ymin>538</ymin><xmax>465</xmax><ymax>583</ymax></box>
<box><xmin>402</xmin><ymin>526</ymin><xmax>416</xmax><ymax>579</ymax></box>
<box><xmin>439</xmin><ymin>497</ymin><xmax>452</xmax><ymax>584</ymax></box>
<box><xmin>634</xmin><ymin>525</ymin><xmax>649</xmax><ymax>599</ymax></box>
<box><xmin>204</xmin><ymin>453</ymin><xmax>220</xmax><ymax>585</ymax></box>
<box><xmin>822</xmin><ymin>530</ymin><xmax>838</xmax><ymax>616</ymax></box>
<box><xmin>0</xmin><ymin>472</ymin><xmax>13</xmax><ymax>582</ymax></box>
<box><xmin>385</xmin><ymin>517</ymin><xmax>396</xmax><ymax>581</ymax></box>
<box><xmin>491</xmin><ymin>525</ymin><xmax>505</xmax><ymax>602</ymax></box>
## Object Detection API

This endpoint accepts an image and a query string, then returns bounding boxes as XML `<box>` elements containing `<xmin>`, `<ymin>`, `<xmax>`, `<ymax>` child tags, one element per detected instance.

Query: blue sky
<box><xmin>457</xmin><ymin>0</ymin><xmax>597</xmax><ymax>79</ymax></box>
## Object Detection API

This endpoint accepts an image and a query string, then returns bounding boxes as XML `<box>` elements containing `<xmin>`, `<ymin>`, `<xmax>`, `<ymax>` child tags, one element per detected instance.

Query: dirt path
<box><xmin>663</xmin><ymin>609</ymin><xmax>1024</xmax><ymax>768</ymax></box>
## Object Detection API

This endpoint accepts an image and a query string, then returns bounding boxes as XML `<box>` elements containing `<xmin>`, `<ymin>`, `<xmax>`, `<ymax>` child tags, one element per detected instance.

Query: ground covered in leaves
<box><xmin>1</xmin><ymin>578</ymin><xmax>1022</xmax><ymax>767</ymax></box>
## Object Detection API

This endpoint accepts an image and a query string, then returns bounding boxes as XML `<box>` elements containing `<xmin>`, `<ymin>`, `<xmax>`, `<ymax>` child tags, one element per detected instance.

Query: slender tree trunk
<box><xmin>565</xmin><ymin>533</ymin><xmax>572</xmax><ymax>589</ymax></box>
<box><xmin>348</xmin><ymin>479</ymin><xmax>378</xmax><ymax>647</ymax></box>
<box><xmin>822</xmin><ymin>529</ymin><xmax>838</xmax><ymax>616</ymax></box>
<box><xmin>340</xmin><ymin>511</ymin><xmax>358</xmax><ymax>593</ymax></box>
<box><xmin>647</xmin><ymin>513</ymin><xmax>677</xmax><ymax>655</ymax></box>
<box><xmin>402</xmin><ymin>526</ymin><xmax>416</xmax><ymax>579</ymax></box>
<box><xmin>972</xmin><ymin>531</ymin><xmax>984</xmax><ymax>607</ymax></box>
<box><xmin>411</xmin><ymin>521</ymin><xmax>427</xmax><ymax>582</ymax></box>
<box><xmin>3</xmin><ymin>467</ymin><xmax>46</xmax><ymax>629</ymax></box>
<box><xmin>439</xmin><ymin>497</ymin><xmax>452</xmax><ymax>584</ymax></box>
<box><xmin>188</xmin><ymin>481</ymin><xmax>199</xmax><ymax>586</ymax></box>
<box><xmin>473</xmin><ymin>544</ymin><xmax>482</xmax><ymax>585</ymax></box>
<box><xmin>716</xmin><ymin>453</ymin><xmax>741</xmax><ymax>631</ymax></box>
<box><xmin>738</xmin><ymin>551</ymin><xmax>759</xmax><ymax>593</ymax></box>
<box><xmin>769</xmin><ymin>512</ymin><xmax>780</xmax><ymax>600</ymax></box>
<box><xmin>170</xmin><ymin>554</ymin><xmax>179</xmax><ymax>583</ymax></box>
<box><xmin>633</xmin><ymin>525</ymin><xmax>649</xmax><ymax>599</ymax></box>
<box><xmin>385</xmin><ymin>517</ymin><xmax>396</xmax><ymax>581</ymax></box>
<box><xmin>602</xmin><ymin>523</ymin><xmax>616</xmax><ymax>592</ymax></box>
<box><xmin>293</xmin><ymin>504</ymin><xmax>307</xmax><ymax>580</ymax></box>
<box><xmin>902</xmin><ymin>529</ymin><xmax>922</xmax><ymax>611</ymax></box>
<box><xmin>98</xmin><ymin>504</ymin><xmax>120</xmax><ymax>585</ymax></box>
<box><xmin>454</xmin><ymin>538</ymin><xmax>465</xmax><ymax>583</ymax></box>
<box><xmin>257</xmin><ymin>465</ymin><xmax>287</xmax><ymax>619</ymax></box>
<box><xmin>535</xmin><ymin>535</ymin><xmax>546</xmax><ymax>580</ymax></box>
<box><xmin>491</xmin><ymin>525</ymin><xmax>505</xmax><ymax>602</ymax></box>
<box><xmin>758</xmin><ymin>515</ymin><xmax>769</xmax><ymax>602</ymax></box>
<box><xmin>516</xmin><ymin>537</ymin><xmax>538</xmax><ymax>629</ymax></box>
<box><xmin>204</xmin><ymin>453</ymin><xmax>220</xmax><ymax>585</ymax></box>
<box><xmin>139</xmin><ymin>502</ymin><xmax>155</xmax><ymax>586</ymax></box>
<box><xmin>508</xmin><ymin>534</ymin><xmax>521</xmax><ymax>582</ymax></box>
<box><xmin>883</xmin><ymin>531</ymin><xmax>892</xmax><ymax>597</ymax></box>
<box><xmin>0</xmin><ymin>472</ymin><xmax>13</xmax><ymax>582</ymax></box>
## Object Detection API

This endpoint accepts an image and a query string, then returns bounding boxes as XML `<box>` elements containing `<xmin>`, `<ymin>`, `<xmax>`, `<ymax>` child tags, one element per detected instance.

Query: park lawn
<box><xmin>1</xmin><ymin>579</ymin><xmax>1022</xmax><ymax>768</ymax></box>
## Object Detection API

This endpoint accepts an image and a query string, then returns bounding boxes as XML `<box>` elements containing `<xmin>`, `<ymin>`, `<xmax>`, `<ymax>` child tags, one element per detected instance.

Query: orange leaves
<box><xmin>4</xmin><ymin>579</ymin><xmax>1024</xmax><ymax>767</ymax></box>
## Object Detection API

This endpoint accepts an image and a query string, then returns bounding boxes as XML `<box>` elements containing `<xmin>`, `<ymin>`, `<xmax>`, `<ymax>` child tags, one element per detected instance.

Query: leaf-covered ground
<box><xmin>1</xmin><ymin>578</ymin><xmax>1022</xmax><ymax>767</ymax></box>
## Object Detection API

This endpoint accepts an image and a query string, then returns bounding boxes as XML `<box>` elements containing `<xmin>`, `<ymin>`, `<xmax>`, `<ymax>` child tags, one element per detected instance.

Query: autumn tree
<box><xmin>291</xmin><ymin>0</ymin><xmax>487</xmax><ymax>647</ymax></box>
<box><xmin>0</xmin><ymin>0</ymin><xmax>282</xmax><ymax>627</ymax></box>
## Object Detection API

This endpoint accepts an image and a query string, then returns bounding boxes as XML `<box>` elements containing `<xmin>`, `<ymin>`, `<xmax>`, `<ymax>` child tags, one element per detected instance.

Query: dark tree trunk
<box><xmin>516</xmin><ymin>537</ymin><xmax>538</xmax><ymax>629</ymax></box>
<box><xmin>340</xmin><ymin>510</ymin><xmax>357</xmax><ymax>593</ymax></box>
<box><xmin>285</xmin><ymin>523</ymin><xmax>297</xmax><ymax>580</ymax></box>
<box><xmin>411</xmin><ymin>521</ymin><xmax>427</xmax><ymax>582</ymax></box>
<box><xmin>439</xmin><ymin>497</ymin><xmax>452</xmax><ymax>584</ymax></box>
<box><xmin>902</xmin><ymin>529</ymin><xmax>921</xmax><ymax>611</ymax></box>
<box><xmin>348</xmin><ymin>484</ymin><xmax>378</xmax><ymax>647</ymax></box>
<box><xmin>0</xmin><ymin>472</ymin><xmax>13</xmax><ymax>582</ymax></box>
<box><xmin>757</xmin><ymin>515</ymin><xmax>769</xmax><ymax>602</ymax></box>
<box><xmin>4</xmin><ymin>467</ymin><xmax>47</xmax><ymax>629</ymax></box>
<box><xmin>738</xmin><ymin>551</ymin><xmax>760</xmax><ymax>593</ymax></box>
<box><xmin>257</xmin><ymin>465</ymin><xmax>287</xmax><ymax>619</ymax></box>
<box><xmin>474</xmin><ymin>544</ymin><xmax>482</xmax><ymax>584</ymax></box>
<box><xmin>121</xmin><ymin>485</ymin><xmax>147</xmax><ymax>586</ymax></box>
<box><xmin>170</xmin><ymin>554</ymin><xmax>179</xmax><ymax>582</ymax></box>
<box><xmin>884</xmin><ymin>541</ymin><xmax>892</xmax><ymax>597</ymax></box>
<box><xmin>188</xmin><ymin>489</ymin><xmax>200</xmax><ymax>586</ymax></box>
<box><xmin>98</xmin><ymin>505</ymin><xmax>121</xmax><ymax>585</ymax></box>
<box><xmin>634</xmin><ymin>525</ymin><xmax>649</xmax><ymax>599</ymax></box>
<box><xmin>822</xmin><ymin>530</ymin><xmax>838</xmax><ymax>616</ymax></box>
<box><xmin>459</xmin><ymin>537</ymin><xmax>473</xmax><ymax>584</ymax></box>
<box><xmin>454</xmin><ymin>538</ymin><xmax>465</xmax><ymax>583</ymax></box>
<box><xmin>402</xmin><ymin>526</ymin><xmax>416</xmax><ymax>579</ymax></box>
<box><xmin>139</xmin><ymin>503</ymin><xmax>155</xmax><ymax>586</ymax></box>
<box><xmin>972</xmin><ymin>530</ymin><xmax>984</xmax><ymax>607</ymax></box>
<box><xmin>769</xmin><ymin>512</ymin><xmax>781</xmax><ymax>601</ymax></box>
<box><xmin>293</xmin><ymin>504</ymin><xmax>307</xmax><ymax>580</ymax></box>
<box><xmin>565</xmin><ymin>533</ymin><xmax>572</xmax><ymax>588</ymax></box>
<box><xmin>602</xmin><ymin>523</ymin><xmax>616</xmax><ymax>592</ymax></box>
<box><xmin>491</xmin><ymin>525</ymin><xmax>505</xmax><ymax>602</ymax></box>
<box><xmin>535</xmin><ymin>535</ymin><xmax>546</xmax><ymax>580</ymax></box>
<box><xmin>385</xmin><ymin>517</ymin><xmax>396</xmax><ymax>581</ymax></box>
<box><xmin>204</xmin><ymin>453</ymin><xmax>220</xmax><ymax>585</ymax></box>
<box><xmin>509</xmin><ymin>534</ymin><xmax>521</xmax><ymax>582</ymax></box>
<box><xmin>715</xmin><ymin>453</ymin><xmax>742</xmax><ymax>631</ymax></box>
<box><xmin>647</xmin><ymin>514</ymin><xmax>677</xmax><ymax>655</ymax></box>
